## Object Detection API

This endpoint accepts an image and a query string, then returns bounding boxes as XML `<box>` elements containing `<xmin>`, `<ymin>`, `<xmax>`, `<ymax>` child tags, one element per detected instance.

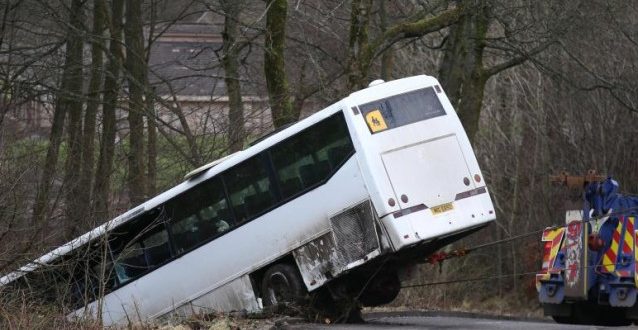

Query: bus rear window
<box><xmin>358</xmin><ymin>87</ymin><xmax>445</xmax><ymax>134</ymax></box>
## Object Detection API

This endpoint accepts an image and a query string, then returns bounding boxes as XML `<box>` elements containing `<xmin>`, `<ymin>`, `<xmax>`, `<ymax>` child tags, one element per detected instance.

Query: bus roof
<box><xmin>183</xmin><ymin>151</ymin><xmax>242</xmax><ymax>180</ymax></box>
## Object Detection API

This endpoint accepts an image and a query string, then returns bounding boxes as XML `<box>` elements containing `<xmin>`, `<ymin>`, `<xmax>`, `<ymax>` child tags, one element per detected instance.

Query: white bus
<box><xmin>0</xmin><ymin>75</ymin><xmax>495</xmax><ymax>325</ymax></box>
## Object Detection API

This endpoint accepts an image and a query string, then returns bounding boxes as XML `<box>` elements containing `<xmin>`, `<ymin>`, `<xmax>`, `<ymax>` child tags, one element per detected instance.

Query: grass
<box><xmin>0</xmin><ymin>298</ymin><xmax>292</xmax><ymax>330</ymax></box>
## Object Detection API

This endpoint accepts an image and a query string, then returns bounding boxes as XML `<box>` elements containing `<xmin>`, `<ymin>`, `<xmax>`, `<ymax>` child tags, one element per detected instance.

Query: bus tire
<box><xmin>261</xmin><ymin>263</ymin><xmax>305</xmax><ymax>307</ymax></box>
<box><xmin>358</xmin><ymin>271</ymin><xmax>400</xmax><ymax>307</ymax></box>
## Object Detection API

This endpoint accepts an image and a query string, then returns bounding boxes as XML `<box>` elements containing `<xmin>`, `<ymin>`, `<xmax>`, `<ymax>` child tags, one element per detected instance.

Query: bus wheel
<box><xmin>261</xmin><ymin>263</ymin><xmax>305</xmax><ymax>307</ymax></box>
<box><xmin>358</xmin><ymin>271</ymin><xmax>400</xmax><ymax>306</ymax></box>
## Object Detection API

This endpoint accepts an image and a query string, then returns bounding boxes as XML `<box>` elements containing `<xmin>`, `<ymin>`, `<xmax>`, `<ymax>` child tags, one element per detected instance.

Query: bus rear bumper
<box><xmin>381</xmin><ymin>192</ymin><xmax>495</xmax><ymax>251</ymax></box>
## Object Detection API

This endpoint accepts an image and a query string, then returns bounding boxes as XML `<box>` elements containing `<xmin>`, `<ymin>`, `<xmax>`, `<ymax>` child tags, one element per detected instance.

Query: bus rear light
<box><xmin>463</xmin><ymin>177</ymin><xmax>470</xmax><ymax>186</ymax></box>
<box><xmin>401</xmin><ymin>194</ymin><xmax>408</xmax><ymax>203</ymax></box>
<box><xmin>454</xmin><ymin>187</ymin><xmax>487</xmax><ymax>201</ymax></box>
<box><xmin>474</xmin><ymin>174</ymin><xmax>482</xmax><ymax>183</ymax></box>
<box><xmin>393</xmin><ymin>204</ymin><xmax>427</xmax><ymax>218</ymax></box>
<box><xmin>388</xmin><ymin>198</ymin><xmax>396</xmax><ymax>207</ymax></box>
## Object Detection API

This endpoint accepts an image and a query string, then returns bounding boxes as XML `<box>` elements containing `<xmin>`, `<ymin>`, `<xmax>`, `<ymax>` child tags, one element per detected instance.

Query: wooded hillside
<box><xmin>1</xmin><ymin>0</ymin><xmax>637</xmax><ymax>323</ymax></box>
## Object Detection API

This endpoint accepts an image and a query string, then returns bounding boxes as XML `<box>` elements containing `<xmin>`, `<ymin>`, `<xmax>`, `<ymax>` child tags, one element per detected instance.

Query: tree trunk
<box><xmin>221</xmin><ymin>0</ymin><xmax>245</xmax><ymax>152</ymax></box>
<box><xmin>32</xmin><ymin>0</ymin><xmax>84</xmax><ymax>231</ymax></box>
<box><xmin>346</xmin><ymin>0</ymin><xmax>373</xmax><ymax>91</ymax></box>
<box><xmin>264</xmin><ymin>0</ymin><xmax>294</xmax><ymax>129</ymax></box>
<box><xmin>146</xmin><ymin>89</ymin><xmax>157</xmax><ymax>196</ymax></box>
<box><xmin>458</xmin><ymin>73</ymin><xmax>487</xmax><ymax>141</ymax></box>
<box><xmin>62</xmin><ymin>0</ymin><xmax>86</xmax><ymax>237</ymax></box>
<box><xmin>76</xmin><ymin>0</ymin><xmax>106</xmax><ymax>229</ymax></box>
<box><xmin>145</xmin><ymin>0</ymin><xmax>157</xmax><ymax>196</ymax></box>
<box><xmin>32</xmin><ymin>100</ymin><xmax>66</xmax><ymax>226</ymax></box>
<box><xmin>437</xmin><ymin>0</ymin><xmax>488</xmax><ymax>143</ymax></box>
<box><xmin>125</xmin><ymin>0</ymin><xmax>147</xmax><ymax>206</ymax></box>
<box><xmin>379</xmin><ymin>0</ymin><xmax>394</xmax><ymax>81</ymax></box>
<box><xmin>93</xmin><ymin>0</ymin><xmax>124</xmax><ymax>221</ymax></box>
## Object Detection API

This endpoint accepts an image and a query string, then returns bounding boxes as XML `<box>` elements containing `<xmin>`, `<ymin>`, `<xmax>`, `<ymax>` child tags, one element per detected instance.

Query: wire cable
<box><xmin>402</xmin><ymin>261</ymin><xmax>625</xmax><ymax>289</ymax></box>
<box><xmin>426</xmin><ymin>206</ymin><xmax>638</xmax><ymax>264</ymax></box>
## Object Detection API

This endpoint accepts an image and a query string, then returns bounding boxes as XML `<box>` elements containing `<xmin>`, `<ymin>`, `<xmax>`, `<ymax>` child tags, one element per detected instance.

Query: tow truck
<box><xmin>538</xmin><ymin>171</ymin><xmax>638</xmax><ymax>325</ymax></box>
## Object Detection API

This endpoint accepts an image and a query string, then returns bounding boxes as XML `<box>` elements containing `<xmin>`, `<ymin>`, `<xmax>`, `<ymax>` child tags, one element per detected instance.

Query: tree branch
<box><xmin>484</xmin><ymin>40</ymin><xmax>556</xmax><ymax>78</ymax></box>
<box><xmin>365</xmin><ymin>6</ymin><xmax>462</xmax><ymax>61</ymax></box>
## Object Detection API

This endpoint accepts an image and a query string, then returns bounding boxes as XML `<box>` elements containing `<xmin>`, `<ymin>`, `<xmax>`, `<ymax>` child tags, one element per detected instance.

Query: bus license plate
<box><xmin>431</xmin><ymin>203</ymin><xmax>454</xmax><ymax>215</ymax></box>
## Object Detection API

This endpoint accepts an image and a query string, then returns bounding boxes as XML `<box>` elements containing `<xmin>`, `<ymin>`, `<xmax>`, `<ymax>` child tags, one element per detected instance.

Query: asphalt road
<box><xmin>284</xmin><ymin>311</ymin><xmax>635</xmax><ymax>329</ymax></box>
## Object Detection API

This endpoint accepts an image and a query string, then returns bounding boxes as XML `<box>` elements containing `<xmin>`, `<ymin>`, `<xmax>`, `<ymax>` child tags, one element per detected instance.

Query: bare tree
<box><xmin>125</xmin><ymin>0</ymin><xmax>148</xmax><ymax>205</ymax></box>
<box><xmin>264</xmin><ymin>0</ymin><xmax>294</xmax><ymax>128</ymax></box>
<box><xmin>93</xmin><ymin>0</ymin><xmax>125</xmax><ymax>221</ymax></box>
<box><xmin>220</xmin><ymin>0</ymin><xmax>246</xmax><ymax>152</ymax></box>
<box><xmin>33</xmin><ymin>0</ymin><xmax>85</xmax><ymax>230</ymax></box>
<box><xmin>76</xmin><ymin>0</ymin><xmax>107</xmax><ymax>230</ymax></box>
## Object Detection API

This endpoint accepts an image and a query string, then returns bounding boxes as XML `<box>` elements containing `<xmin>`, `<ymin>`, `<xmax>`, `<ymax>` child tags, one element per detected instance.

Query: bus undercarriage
<box><xmin>247</xmin><ymin>212</ymin><xmax>490</xmax><ymax>322</ymax></box>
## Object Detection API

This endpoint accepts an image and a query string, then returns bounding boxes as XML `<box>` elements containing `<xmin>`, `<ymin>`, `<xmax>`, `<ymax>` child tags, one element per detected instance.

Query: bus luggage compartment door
<box><xmin>380</xmin><ymin>134</ymin><xmax>474</xmax><ymax>210</ymax></box>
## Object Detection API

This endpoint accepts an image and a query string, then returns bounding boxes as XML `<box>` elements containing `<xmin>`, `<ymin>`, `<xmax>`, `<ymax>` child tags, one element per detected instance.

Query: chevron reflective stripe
<box><xmin>635</xmin><ymin>229</ymin><xmax>638</xmax><ymax>287</ymax></box>
<box><xmin>616</xmin><ymin>217</ymin><xmax>635</xmax><ymax>278</ymax></box>
<box><xmin>622</xmin><ymin>216</ymin><xmax>635</xmax><ymax>255</ymax></box>
<box><xmin>615</xmin><ymin>217</ymin><xmax>636</xmax><ymax>278</ymax></box>
<box><xmin>542</xmin><ymin>227</ymin><xmax>565</xmax><ymax>271</ymax></box>
<box><xmin>536</xmin><ymin>227</ymin><xmax>565</xmax><ymax>292</ymax></box>
<box><xmin>602</xmin><ymin>217</ymin><xmax>624</xmax><ymax>273</ymax></box>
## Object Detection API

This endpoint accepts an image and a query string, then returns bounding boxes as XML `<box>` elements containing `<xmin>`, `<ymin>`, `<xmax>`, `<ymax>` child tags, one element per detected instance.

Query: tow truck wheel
<box><xmin>551</xmin><ymin>316</ymin><xmax>575</xmax><ymax>324</ymax></box>
<box><xmin>572</xmin><ymin>303</ymin><xmax>598</xmax><ymax>325</ymax></box>
<box><xmin>595</xmin><ymin>307</ymin><xmax>631</xmax><ymax>326</ymax></box>
<box><xmin>551</xmin><ymin>302</ymin><xmax>631</xmax><ymax>326</ymax></box>
<box><xmin>261</xmin><ymin>263</ymin><xmax>305</xmax><ymax>306</ymax></box>
<box><xmin>545</xmin><ymin>303</ymin><xmax>595</xmax><ymax>325</ymax></box>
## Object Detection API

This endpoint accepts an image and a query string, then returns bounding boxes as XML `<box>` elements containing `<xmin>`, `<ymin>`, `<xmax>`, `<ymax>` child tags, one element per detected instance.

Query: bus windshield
<box><xmin>359</xmin><ymin>87</ymin><xmax>445</xmax><ymax>134</ymax></box>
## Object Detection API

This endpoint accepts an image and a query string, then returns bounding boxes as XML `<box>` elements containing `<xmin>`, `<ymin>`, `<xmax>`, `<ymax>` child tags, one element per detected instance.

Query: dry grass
<box><xmin>154</xmin><ymin>311</ymin><xmax>283</xmax><ymax>330</ymax></box>
<box><xmin>369</xmin><ymin>293</ymin><xmax>543</xmax><ymax>320</ymax></box>
<box><xmin>0</xmin><ymin>298</ymin><xmax>297</xmax><ymax>330</ymax></box>
<box><xmin>0</xmin><ymin>300</ymin><xmax>100</xmax><ymax>330</ymax></box>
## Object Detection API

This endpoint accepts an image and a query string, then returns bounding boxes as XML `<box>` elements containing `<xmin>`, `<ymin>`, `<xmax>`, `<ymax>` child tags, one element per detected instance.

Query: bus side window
<box><xmin>167</xmin><ymin>176</ymin><xmax>235</xmax><ymax>255</ymax></box>
<box><xmin>317</xmin><ymin>113</ymin><xmax>354</xmax><ymax>169</ymax></box>
<box><xmin>63</xmin><ymin>240</ymin><xmax>118</xmax><ymax>309</ymax></box>
<box><xmin>110</xmin><ymin>211</ymin><xmax>172</xmax><ymax>286</ymax></box>
<box><xmin>143</xmin><ymin>230</ymin><xmax>171</xmax><ymax>267</ymax></box>
<box><xmin>327</xmin><ymin>145</ymin><xmax>352</xmax><ymax>168</ymax></box>
<box><xmin>271</xmin><ymin>112</ymin><xmax>354</xmax><ymax>199</ymax></box>
<box><xmin>271</xmin><ymin>122</ymin><xmax>320</xmax><ymax>196</ymax></box>
<box><xmin>224</xmin><ymin>156</ymin><xmax>278</xmax><ymax>224</ymax></box>
<box><xmin>114</xmin><ymin>242</ymin><xmax>145</xmax><ymax>282</ymax></box>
